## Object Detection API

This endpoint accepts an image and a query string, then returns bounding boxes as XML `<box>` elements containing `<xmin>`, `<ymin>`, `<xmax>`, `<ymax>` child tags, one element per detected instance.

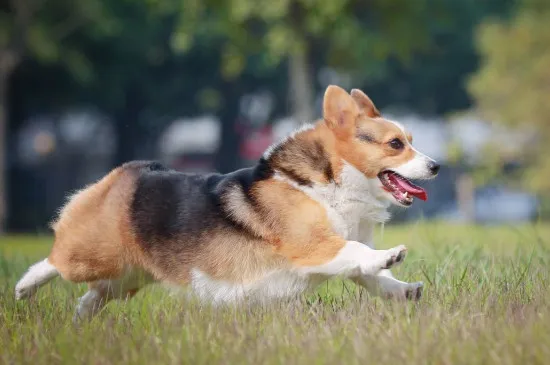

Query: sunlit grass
<box><xmin>1</xmin><ymin>223</ymin><xmax>549</xmax><ymax>364</ymax></box>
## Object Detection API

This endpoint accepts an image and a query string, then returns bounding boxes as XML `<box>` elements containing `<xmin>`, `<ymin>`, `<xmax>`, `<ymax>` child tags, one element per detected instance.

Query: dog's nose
<box><xmin>429</xmin><ymin>161</ymin><xmax>440</xmax><ymax>175</ymax></box>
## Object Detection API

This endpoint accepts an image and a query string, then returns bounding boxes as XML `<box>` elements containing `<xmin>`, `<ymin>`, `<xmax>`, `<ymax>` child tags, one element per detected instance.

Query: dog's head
<box><xmin>323</xmin><ymin>85</ymin><xmax>439</xmax><ymax>207</ymax></box>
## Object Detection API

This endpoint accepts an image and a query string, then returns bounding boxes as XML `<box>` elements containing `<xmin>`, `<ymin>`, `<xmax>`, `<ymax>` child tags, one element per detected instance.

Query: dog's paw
<box><xmin>383</xmin><ymin>281</ymin><xmax>424</xmax><ymax>301</ymax></box>
<box><xmin>382</xmin><ymin>245</ymin><xmax>407</xmax><ymax>269</ymax></box>
<box><xmin>404</xmin><ymin>281</ymin><xmax>423</xmax><ymax>301</ymax></box>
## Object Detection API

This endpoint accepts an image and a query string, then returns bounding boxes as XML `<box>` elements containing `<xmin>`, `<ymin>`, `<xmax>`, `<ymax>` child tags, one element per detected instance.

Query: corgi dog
<box><xmin>15</xmin><ymin>85</ymin><xmax>439</xmax><ymax>321</ymax></box>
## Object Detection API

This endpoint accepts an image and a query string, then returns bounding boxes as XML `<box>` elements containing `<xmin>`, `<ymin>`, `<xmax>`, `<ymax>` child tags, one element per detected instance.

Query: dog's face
<box><xmin>323</xmin><ymin>85</ymin><xmax>440</xmax><ymax>207</ymax></box>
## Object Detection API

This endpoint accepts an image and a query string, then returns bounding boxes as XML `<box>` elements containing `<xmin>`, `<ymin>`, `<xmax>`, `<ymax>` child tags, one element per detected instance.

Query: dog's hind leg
<box><xmin>74</xmin><ymin>287</ymin><xmax>107</xmax><ymax>322</ymax></box>
<box><xmin>73</xmin><ymin>267</ymin><xmax>153</xmax><ymax>323</ymax></box>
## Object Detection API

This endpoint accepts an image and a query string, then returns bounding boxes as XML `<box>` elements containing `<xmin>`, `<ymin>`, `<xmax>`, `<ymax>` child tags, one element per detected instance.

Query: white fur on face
<box><xmin>385</xmin><ymin>119</ymin><xmax>437</xmax><ymax>180</ymax></box>
<box><xmin>391</xmin><ymin>147</ymin><xmax>436</xmax><ymax>180</ymax></box>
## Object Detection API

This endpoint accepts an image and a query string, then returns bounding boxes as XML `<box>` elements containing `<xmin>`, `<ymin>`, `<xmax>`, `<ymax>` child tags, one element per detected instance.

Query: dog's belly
<box><xmin>189</xmin><ymin>268</ymin><xmax>322</xmax><ymax>304</ymax></box>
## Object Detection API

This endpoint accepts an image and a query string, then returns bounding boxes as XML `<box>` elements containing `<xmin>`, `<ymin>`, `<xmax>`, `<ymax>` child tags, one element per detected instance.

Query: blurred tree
<box><xmin>172</xmin><ymin>0</ymin><xmax>436</xmax><ymax>125</ymax></box>
<box><xmin>0</xmin><ymin>0</ymin><xmax>117</xmax><ymax>233</ymax></box>
<box><xmin>3</xmin><ymin>0</ymin><xmax>524</xmax><ymax>231</ymax></box>
<box><xmin>5</xmin><ymin>0</ymin><xmax>215</xmax><ymax>231</ymax></box>
<box><xmin>365</xmin><ymin>0</ymin><xmax>515</xmax><ymax>115</ymax></box>
<box><xmin>468</xmin><ymin>0</ymin><xmax>550</xmax><ymax>193</ymax></box>
<box><xmin>168</xmin><ymin>0</ymin><xmax>287</xmax><ymax>172</ymax></box>
<box><xmin>72</xmin><ymin>0</ymin><xmax>188</xmax><ymax>165</ymax></box>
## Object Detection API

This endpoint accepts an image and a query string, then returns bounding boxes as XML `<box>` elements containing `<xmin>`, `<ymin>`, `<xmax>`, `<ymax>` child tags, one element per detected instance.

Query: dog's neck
<box><xmin>336</xmin><ymin>161</ymin><xmax>391</xmax><ymax>223</ymax></box>
<box><xmin>262</xmin><ymin>122</ymin><xmax>339</xmax><ymax>187</ymax></box>
<box><xmin>263</xmin><ymin>123</ymin><xmax>391</xmax><ymax>227</ymax></box>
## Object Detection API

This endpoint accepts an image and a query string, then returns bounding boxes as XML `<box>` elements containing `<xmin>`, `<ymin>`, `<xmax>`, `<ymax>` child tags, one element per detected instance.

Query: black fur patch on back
<box><xmin>209</xmin><ymin>161</ymin><xmax>274</xmax><ymax>220</ymax></box>
<box><xmin>122</xmin><ymin>160</ymin><xmax>169</xmax><ymax>173</ymax></box>
<box><xmin>129</xmin><ymin>161</ymin><xmax>273</xmax><ymax>251</ymax></box>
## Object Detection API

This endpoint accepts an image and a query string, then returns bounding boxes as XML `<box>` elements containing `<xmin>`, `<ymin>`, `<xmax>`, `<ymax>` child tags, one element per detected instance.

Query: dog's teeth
<box><xmin>404</xmin><ymin>192</ymin><xmax>409</xmax><ymax>199</ymax></box>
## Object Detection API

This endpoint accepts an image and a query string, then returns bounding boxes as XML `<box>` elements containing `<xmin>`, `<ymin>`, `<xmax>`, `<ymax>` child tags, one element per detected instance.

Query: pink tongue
<box><xmin>390</xmin><ymin>174</ymin><xmax>428</xmax><ymax>201</ymax></box>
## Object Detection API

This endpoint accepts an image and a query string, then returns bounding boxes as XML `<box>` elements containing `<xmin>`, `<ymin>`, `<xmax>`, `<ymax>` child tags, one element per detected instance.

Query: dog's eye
<box><xmin>388</xmin><ymin>138</ymin><xmax>404</xmax><ymax>150</ymax></box>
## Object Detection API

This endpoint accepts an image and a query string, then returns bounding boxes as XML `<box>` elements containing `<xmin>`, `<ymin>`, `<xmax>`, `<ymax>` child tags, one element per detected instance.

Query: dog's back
<box><xmin>128</xmin><ymin>161</ymin><xmax>285</xmax><ymax>283</ymax></box>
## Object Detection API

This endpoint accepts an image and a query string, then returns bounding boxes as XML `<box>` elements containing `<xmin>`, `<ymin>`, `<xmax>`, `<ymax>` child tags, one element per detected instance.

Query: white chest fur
<box><xmin>276</xmin><ymin>162</ymin><xmax>390</xmax><ymax>240</ymax></box>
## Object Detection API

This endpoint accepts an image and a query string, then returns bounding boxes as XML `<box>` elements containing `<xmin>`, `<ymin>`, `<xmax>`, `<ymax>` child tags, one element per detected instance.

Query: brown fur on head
<box><xmin>322</xmin><ymin>85</ymin><xmax>417</xmax><ymax>179</ymax></box>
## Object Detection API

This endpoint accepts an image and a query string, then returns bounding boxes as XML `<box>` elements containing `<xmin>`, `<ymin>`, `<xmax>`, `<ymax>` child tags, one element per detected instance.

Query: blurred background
<box><xmin>1</xmin><ymin>0</ymin><xmax>549</xmax><ymax>233</ymax></box>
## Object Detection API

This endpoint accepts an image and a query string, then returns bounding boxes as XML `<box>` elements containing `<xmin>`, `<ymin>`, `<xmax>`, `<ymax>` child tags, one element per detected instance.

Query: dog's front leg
<box><xmin>353</xmin><ymin>269</ymin><xmax>424</xmax><ymax>300</ymax></box>
<box><xmin>300</xmin><ymin>241</ymin><xmax>408</xmax><ymax>278</ymax></box>
<box><xmin>353</xmin><ymin>221</ymin><xmax>423</xmax><ymax>300</ymax></box>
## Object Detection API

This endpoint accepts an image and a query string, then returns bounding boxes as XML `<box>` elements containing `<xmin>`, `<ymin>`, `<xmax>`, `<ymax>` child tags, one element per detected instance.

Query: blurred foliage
<box><xmin>368</xmin><ymin>0</ymin><xmax>515</xmax><ymax>115</ymax></box>
<box><xmin>170</xmin><ymin>0</ymin><xmax>437</xmax><ymax>81</ymax></box>
<box><xmin>2</xmin><ymin>0</ymin><xmax>513</xmax><ymax>172</ymax></box>
<box><xmin>3</xmin><ymin>0</ymin><xmax>532</xmax><ymax>230</ymax></box>
<box><xmin>446</xmin><ymin>126</ymin><xmax>518</xmax><ymax>187</ymax></box>
<box><xmin>469</xmin><ymin>0</ymin><xmax>550</xmax><ymax>193</ymax></box>
<box><xmin>3</xmin><ymin>0</ymin><xmax>515</xmax><ymax>124</ymax></box>
<box><xmin>0</xmin><ymin>0</ymin><xmax>118</xmax><ymax>80</ymax></box>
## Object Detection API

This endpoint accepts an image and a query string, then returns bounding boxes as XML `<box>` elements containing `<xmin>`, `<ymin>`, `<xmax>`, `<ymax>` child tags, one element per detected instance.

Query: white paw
<box><xmin>384</xmin><ymin>281</ymin><xmax>424</xmax><ymax>301</ymax></box>
<box><xmin>405</xmin><ymin>281</ymin><xmax>423</xmax><ymax>301</ymax></box>
<box><xmin>382</xmin><ymin>245</ymin><xmax>407</xmax><ymax>269</ymax></box>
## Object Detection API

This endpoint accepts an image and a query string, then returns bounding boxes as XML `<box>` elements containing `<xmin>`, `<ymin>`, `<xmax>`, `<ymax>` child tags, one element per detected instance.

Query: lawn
<box><xmin>1</xmin><ymin>222</ymin><xmax>549</xmax><ymax>364</ymax></box>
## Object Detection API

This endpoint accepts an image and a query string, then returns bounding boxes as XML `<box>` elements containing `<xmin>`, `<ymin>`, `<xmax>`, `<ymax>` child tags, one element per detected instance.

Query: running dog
<box><xmin>15</xmin><ymin>85</ymin><xmax>439</xmax><ymax>321</ymax></box>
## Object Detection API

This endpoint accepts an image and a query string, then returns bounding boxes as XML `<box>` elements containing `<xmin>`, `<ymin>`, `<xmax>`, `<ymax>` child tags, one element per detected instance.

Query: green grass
<box><xmin>1</xmin><ymin>222</ymin><xmax>550</xmax><ymax>364</ymax></box>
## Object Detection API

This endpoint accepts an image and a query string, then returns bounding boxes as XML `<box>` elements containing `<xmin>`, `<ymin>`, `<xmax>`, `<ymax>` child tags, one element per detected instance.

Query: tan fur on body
<box><xmin>49</xmin><ymin>166</ymin><xmax>138</xmax><ymax>283</ymax></box>
<box><xmin>48</xmin><ymin>163</ymin><xmax>347</xmax><ymax>286</ymax></box>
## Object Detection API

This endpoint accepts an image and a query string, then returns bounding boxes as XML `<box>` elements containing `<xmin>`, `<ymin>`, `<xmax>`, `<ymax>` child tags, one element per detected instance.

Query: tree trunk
<box><xmin>113</xmin><ymin>84</ymin><xmax>144</xmax><ymax>166</ymax></box>
<box><xmin>0</xmin><ymin>70</ymin><xmax>7</xmax><ymax>234</ymax></box>
<box><xmin>288</xmin><ymin>45</ymin><xmax>315</xmax><ymax>125</ymax></box>
<box><xmin>215</xmin><ymin>81</ymin><xmax>242</xmax><ymax>173</ymax></box>
<box><xmin>0</xmin><ymin>50</ymin><xmax>18</xmax><ymax>234</ymax></box>
<box><xmin>456</xmin><ymin>173</ymin><xmax>476</xmax><ymax>223</ymax></box>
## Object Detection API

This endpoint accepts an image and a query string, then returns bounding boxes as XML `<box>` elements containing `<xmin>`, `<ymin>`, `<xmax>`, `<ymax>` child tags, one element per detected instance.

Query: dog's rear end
<box><xmin>15</xmin><ymin>162</ymin><xmax>151</xmax><ymax>318</ymax></box>
<box><xmin>15</xmin><ymin>160</ymin><xmax>288</xmax><ymax>320</ymax></box>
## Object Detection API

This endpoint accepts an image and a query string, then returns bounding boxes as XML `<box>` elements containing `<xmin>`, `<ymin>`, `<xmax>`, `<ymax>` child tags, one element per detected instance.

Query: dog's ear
<box><xmin>323</xmin><ymin>85</ymin><xmax>359</xmax><ymax>137</ymax></box>
<box><xmin>351</xmin><ymin>89</ymin><xmax>380</xmax><ymax>118</ymax></box>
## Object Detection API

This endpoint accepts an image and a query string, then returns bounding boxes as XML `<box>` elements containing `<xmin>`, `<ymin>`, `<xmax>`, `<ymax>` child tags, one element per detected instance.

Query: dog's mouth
<box><xmin>378</xmin><ymin>171</ymin><xmax>428</xmax><ymax>206</ymax></box>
